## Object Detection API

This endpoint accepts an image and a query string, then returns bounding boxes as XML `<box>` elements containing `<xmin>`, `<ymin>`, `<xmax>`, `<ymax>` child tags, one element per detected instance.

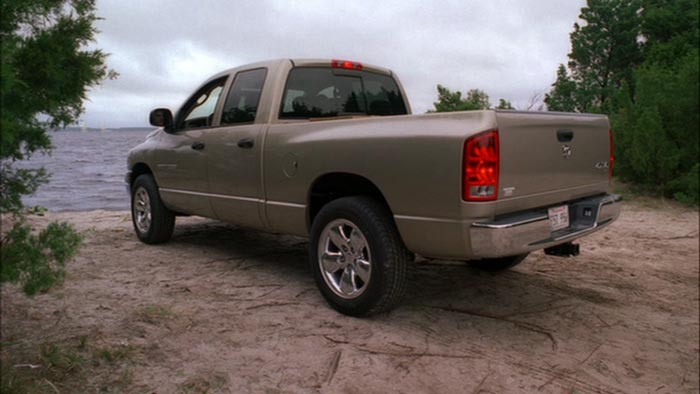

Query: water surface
<box><xmin>19</xmin><ymin>129</ymin><xmax>152</xmax><ymax>211</ymax></box>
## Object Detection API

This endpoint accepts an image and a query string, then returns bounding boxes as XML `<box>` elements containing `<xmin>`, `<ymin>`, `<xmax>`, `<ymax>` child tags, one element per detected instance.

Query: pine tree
<box><xmin>544</xmin><ymin>65</ymin><xmax>579</xmax><ymax>112</ymax></box>
<box><xmin>545</xmin><ymin>0</ymin><xmax>643</xmax><ymax>113</ymax></box>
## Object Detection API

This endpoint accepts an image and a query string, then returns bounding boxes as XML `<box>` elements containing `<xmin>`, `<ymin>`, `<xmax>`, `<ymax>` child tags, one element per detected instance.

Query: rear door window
<box><xmin>280</xmin><ymin>67</ymin><xmax>407</xmax><ymax>119</ymax></box>
<box><xmin>221</xmin><ymin>68</ymin><xmax>267</xmax><ymax>124</ymax></box>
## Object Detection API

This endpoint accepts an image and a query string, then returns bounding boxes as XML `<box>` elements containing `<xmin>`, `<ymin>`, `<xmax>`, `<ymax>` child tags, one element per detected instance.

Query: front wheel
<box><xmin>468</xmin><ymin>253</ymin><xmax>529</xmax><ymax>272</ymax></box>
<box><xmin>309</xmin><ymin>197</ymin><xmax>410</xmax><ymax>316</ymax></box>
<box><xmin>131</xmin><ymin>174</ymin><xmax>175</xmax><ymax>244</ymax></box>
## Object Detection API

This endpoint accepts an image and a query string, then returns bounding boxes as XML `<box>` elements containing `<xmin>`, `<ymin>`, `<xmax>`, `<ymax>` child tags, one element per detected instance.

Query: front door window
<box><xmin>176</xmin><ymin>77</ymin><xmax>227</xmax><ymax>130</ymax></box>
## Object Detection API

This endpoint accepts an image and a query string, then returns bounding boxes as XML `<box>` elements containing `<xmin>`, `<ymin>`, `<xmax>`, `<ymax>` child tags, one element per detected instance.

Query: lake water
<box><xmin>19</xmin><ymin>129</ymin><xmax>153</xmax><ymax>211</ymax></box>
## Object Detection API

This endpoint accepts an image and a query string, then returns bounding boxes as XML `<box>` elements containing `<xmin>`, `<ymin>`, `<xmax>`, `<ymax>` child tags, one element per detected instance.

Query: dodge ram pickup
<box><xmin>126</xmin><ymin>58</ymin><xmax>621</xmax><ymax>316</ymax></box>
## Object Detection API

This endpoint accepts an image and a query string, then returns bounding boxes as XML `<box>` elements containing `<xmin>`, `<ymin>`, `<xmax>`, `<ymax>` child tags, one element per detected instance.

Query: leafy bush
<box><xmin>668</xmin><ymin>164</ymin><xmax>699</xmax><ymax>205</ymax></box>
<box><xmin>1</xmin><ymin>220</ymin><xmax>82</xmax><ymax>295</ymax></box>
<box><xmin>612</xmin><ymin>43</ymin><xmax>698</xmax><ymax>205</ymax></box>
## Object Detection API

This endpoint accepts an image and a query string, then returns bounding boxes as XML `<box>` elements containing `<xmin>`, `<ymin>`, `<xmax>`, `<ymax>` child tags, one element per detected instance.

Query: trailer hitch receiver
<box><xmin>544</xmin><ymin>242</ymin><xmax>580</xmax><ymax>257</ymax></box>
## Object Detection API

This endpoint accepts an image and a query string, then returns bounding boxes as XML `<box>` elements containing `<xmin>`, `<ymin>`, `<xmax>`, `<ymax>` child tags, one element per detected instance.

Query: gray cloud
<box><xmin>83</xmin><ymin>0</ymin><xmax>584</xmax><ymax>127</ymax></box>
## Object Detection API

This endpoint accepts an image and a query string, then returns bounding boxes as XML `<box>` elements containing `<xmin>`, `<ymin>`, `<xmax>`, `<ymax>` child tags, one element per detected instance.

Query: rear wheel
<box><xmin>131</xmin><ymin>174</ymin><xmax>175</xmax><ymax>244</ymax></box>
<box><xmin>469</xmin><ymin>253</ymin><xmax>529</xmax><ymax>272</ymax></box>
<box><xmin>310</xmin><ymin>197</ymin><xmax>409</xmax><ymax>316</ymax></box>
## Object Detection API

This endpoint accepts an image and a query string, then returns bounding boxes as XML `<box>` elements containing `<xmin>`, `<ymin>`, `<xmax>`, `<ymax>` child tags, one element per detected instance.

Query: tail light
<box><xmin>463</xmin><ymin>130</ymin><xmax>499</xmax><ymax>201</ymax></box>
<box><xmin>609</xmin><ymin>128</ymin><xmax>614</xmax><ymax>183</ymax></box>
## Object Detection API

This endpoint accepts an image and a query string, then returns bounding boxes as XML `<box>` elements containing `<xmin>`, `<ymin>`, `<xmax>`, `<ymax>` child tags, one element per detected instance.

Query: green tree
<box><xmin>544</xmin><ymin>64</ymin><xmax>579</xmax><ymax>112</ymax></box>
<box><xmin>496</xmin><ymin>99</ymin><xmax>514</xmax><ymax>110</ymax></box>
<box><xmin>433</xmin><ymin>84</ymin><xmax>466</xmax><ymax>112</ymax></box>
<box><xmin>1</xmin><ymin>0</ymin><xmax>114</xmax><ymax>294</ymax></box>
<box><xmin>545</xmin><ymin>0</ymin><xmax>643</xmax><ymax>113</ymax></box>
<box><xmin>463</xmin><ymin>89</ymin><xmax>491</xmax><ymax>110</ymax></box>
<box><xmin>612</xmin><ymin>0</ymin><xmax>699</xmax><ymax>203</ymax></box>
<box><xmin>641</xmin><ymin>0</ymin><xmax>698</xmax><ymax>62</ymax></box>
<box><xmin>431</xmin><ymin>85</ymin><xmax>496</xmax><ymax>112</ymax></box>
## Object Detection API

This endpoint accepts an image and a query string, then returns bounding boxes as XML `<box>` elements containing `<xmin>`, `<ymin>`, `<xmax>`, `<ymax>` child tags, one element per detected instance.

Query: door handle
<box><xmin>191</xmin><ymin>142</ymin><xmax>205</xmax><ymax>150</ymax></box>
<box><xmin>237</xmin><ymin>138</ymin><xmax>254</xmax><ymax>149</ymax></box>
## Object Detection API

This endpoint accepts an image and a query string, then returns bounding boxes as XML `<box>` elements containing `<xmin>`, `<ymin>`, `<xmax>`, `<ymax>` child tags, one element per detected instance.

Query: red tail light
<box><xmin>331</xmin><ymin>59</ymin><xmax>363</xmax><ymax>70</ymax></box>
<box><xmin>609</xmin><ymin>128</ymin><xmax>614</xmax><ymax>183</ymax></box>
<box><xmin>463</xmin><ymin>130</ymin><xmax>499</xmax><ymax>201</ymax></box>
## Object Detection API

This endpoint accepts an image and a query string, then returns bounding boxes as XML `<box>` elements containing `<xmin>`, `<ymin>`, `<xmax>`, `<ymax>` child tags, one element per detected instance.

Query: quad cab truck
<box><xmin>126</xmin><ymin>59</ymin><xmax>621</xmax><ymax>316</ymax></box>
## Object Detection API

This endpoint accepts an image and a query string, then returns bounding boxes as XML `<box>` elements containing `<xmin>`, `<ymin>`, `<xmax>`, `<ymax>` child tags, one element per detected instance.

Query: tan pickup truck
<box><xmin>127</xmin><ymin>58</ymin><xmax>621</xmax><ymax>316</ymax></box>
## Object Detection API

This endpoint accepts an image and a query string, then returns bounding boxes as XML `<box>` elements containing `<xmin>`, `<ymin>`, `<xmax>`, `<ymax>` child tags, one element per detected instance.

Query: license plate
<box><xmin>548</xmin><ymin>205</ymin><xmax>570</xmax><ymax>231</ymax></box>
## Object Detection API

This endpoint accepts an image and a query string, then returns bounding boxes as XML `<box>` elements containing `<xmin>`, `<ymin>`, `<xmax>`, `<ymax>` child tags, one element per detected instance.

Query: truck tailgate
<box><xmin>495</xmin><ymin>111</ymin><xmax>611</xmax><ymax>202</ymax></box>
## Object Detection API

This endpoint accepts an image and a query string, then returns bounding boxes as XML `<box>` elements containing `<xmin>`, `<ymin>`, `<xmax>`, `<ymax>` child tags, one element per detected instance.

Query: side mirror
<box><xmin>149</xmin><ymin>108</ymin><xmax>174</xmax><ymax>132</ymax></box>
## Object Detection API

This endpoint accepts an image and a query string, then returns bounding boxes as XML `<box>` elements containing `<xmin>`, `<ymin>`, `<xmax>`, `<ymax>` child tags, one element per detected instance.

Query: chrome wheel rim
<box><xmin>318</xmin><ymin>219</ymin><xmax>372</xmax><ymax>299</ymax></box>
<box><xmin>133</xmin><ymin>186</ymin><xmax>151</xmax><ymax>234</ymax></box>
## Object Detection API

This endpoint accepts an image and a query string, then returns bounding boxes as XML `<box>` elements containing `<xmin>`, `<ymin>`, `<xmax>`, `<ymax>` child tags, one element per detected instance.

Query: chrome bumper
<box><xmin>470</xmin><ymin>193</ymin><xmax>622</xmax><ymax>258</ymax></box>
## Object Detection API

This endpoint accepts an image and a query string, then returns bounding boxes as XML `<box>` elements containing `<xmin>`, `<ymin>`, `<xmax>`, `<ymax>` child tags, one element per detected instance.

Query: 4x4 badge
<box><xmin>562</xmin><ymin>144</ymin><xmax>572</xmax><ymax>159</ymax></box>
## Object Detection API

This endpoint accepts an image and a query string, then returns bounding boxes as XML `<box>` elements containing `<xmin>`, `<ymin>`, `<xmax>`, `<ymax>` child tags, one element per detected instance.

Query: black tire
<box><xmin>469</xmin><ymin>253</ymin><xmax>529</xmax><ymax>272</ymax></box>
<box><xmin>131</xmin><ymin>174</ymin><xmax>175</xmax><ymax>244</ymax></box>
<box><xmin>309</xmin><ymin>197</ymin><xmax>409</xmax><ymax>316</ymax></box>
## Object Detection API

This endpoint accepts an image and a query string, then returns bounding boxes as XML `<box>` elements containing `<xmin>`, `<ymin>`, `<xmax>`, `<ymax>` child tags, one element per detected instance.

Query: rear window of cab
<box><xmin>280</xmin><ymin>67</ymin><xmax>407</xmax><ymax>119</ymax></box>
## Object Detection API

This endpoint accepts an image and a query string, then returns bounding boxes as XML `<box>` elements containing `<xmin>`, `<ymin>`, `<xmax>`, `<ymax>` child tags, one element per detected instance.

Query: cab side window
<box><xmin>221</xmin><ymin>68</ymin><xmax>267</xmax><ymax>125</ymax></box>
<box><xmin>176</xmin><ymin>77</ymin><xmax>227</xmax><ymax>131</ymax></box>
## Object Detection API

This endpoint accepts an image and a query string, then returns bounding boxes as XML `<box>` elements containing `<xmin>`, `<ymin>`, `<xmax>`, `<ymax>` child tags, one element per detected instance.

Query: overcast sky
<box><xmin>83</xmin><ymin>0</ymin><xmax>586</xmax><ymax>128</ymax></box>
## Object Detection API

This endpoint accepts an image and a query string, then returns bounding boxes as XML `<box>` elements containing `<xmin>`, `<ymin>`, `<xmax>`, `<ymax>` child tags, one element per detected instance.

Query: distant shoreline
<box><xmin>50</xmin><ymin>126</ymin><xmax>153</xmax><ymax>132</ymax></box>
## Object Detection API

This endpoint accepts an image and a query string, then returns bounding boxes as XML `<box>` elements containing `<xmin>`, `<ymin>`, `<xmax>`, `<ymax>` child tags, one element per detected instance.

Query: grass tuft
<box><xmin>136</xmin><ymin>304</ymin><xmax>174</xmax><ymax>324</ymax></box>
<box><xmin>1</xmin><ymin>335</ymin><xmax>142</xmax><ymax>394</ymax></box>
<box><xmin>178</xmin><ymin>373</ymin><xmax>228</xmax><ymax>394</ymax></box>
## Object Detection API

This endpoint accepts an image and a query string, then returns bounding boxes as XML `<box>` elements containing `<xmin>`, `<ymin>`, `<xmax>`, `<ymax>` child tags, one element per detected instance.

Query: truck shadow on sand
<box><xmin>166</xmin><ymin>220</ymin><xmax>617</xmax><ymax>319</ymax></box>
<box><xmin>115</xmin><ymin>220</ymin><xmax>645</xmax><ymax>394</ymax></box>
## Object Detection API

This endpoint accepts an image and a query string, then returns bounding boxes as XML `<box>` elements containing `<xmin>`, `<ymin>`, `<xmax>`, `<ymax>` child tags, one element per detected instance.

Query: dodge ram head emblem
<box><xmin>561</xmin><ymin>144</ymin><xmax>572</xmax><ymax>159</ymax></box>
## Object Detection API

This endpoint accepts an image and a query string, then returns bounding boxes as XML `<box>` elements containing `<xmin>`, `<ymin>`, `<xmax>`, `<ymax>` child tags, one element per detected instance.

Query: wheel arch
<box><xmin>128</xmin><ymin>162</ymin><xmax>153</xmax><ymax>187</ymax></box>
<box><xmin>306</xmin><ymin>172</ymin><xmax>395</xmax><ymax>231</ymax></box>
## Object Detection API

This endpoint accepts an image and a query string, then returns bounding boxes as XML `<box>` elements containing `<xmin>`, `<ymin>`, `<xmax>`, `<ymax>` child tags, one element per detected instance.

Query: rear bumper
<box><xmin>469</xmin><ymin>193</ymin><xmax>622</xmax><ymax>258</ymax></box>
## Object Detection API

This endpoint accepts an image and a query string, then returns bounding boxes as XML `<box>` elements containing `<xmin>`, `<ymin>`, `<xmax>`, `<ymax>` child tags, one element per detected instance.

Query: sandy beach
<box><xmin>1</xmin><ymin>198</ymin><xmax>698</xmax><ymax>393</ymax></box>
